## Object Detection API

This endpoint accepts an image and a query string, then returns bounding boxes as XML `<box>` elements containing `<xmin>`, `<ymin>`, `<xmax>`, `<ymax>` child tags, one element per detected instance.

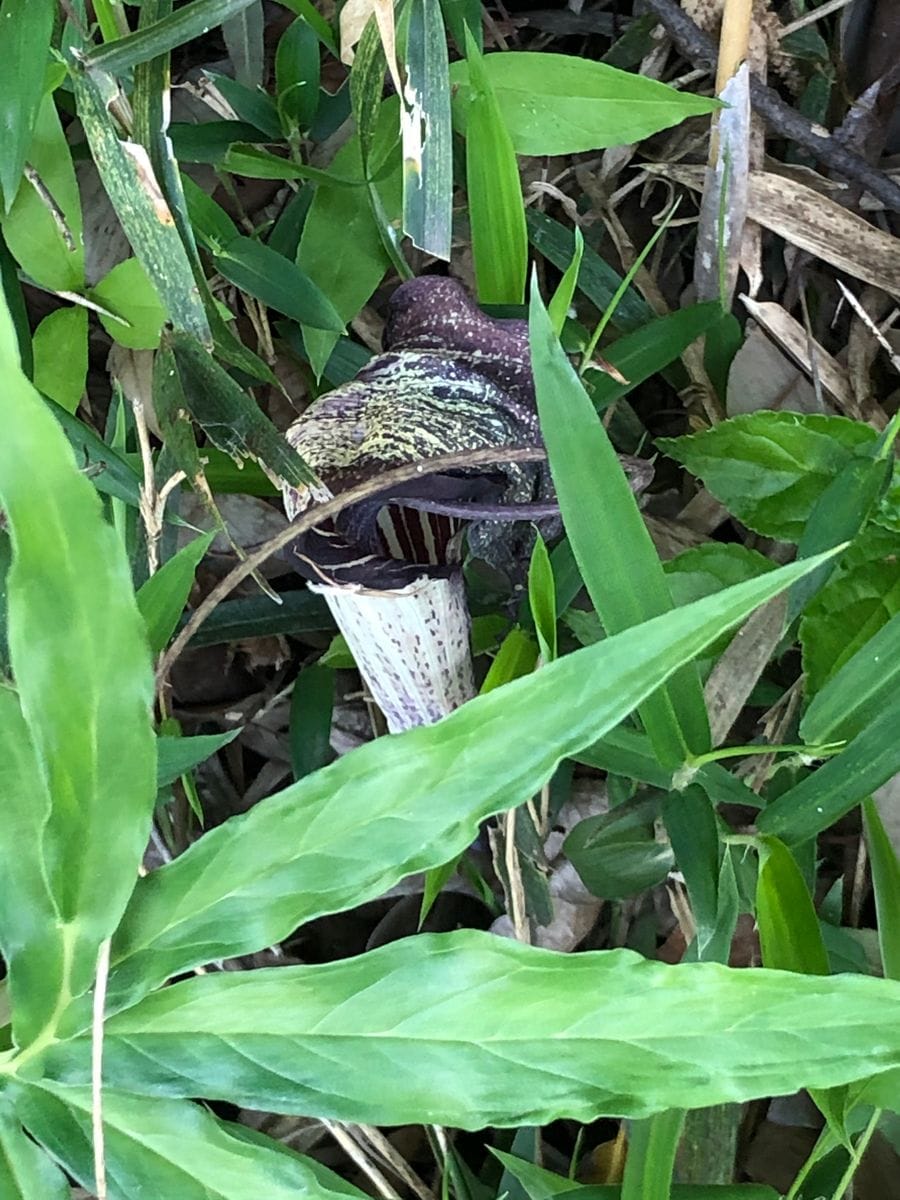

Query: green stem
<box><xmin>828</xmin><ymin>1108</ymin><xmax>881</xmax><ymax>1200</ymax></box>
<box><xmin>687</xmin><ymin>740</ymin><xmax>845</xmax><ymax>768</ymax></box>
<box><xmin>621</xmin><ymin>1109</ymin><xmax>685</xmax><ymax>1200</ymax></box>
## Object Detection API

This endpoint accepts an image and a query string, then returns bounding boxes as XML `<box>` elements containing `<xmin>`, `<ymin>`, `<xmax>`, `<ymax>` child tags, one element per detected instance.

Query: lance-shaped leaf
<box><xmin>0</xmin><ymin>295</ymin><xmax>156</xmax><ymax>1045</ymax></box>
<box><xmin>95</xmin><ymin>549</ymin><xmax>839</xmax><ymax>1015</ymax></box>
<box><xmin>41</xmin><ymin>930</ymin><xmax>900</xmax><ymax>1126</ymax></box>
<box><xmin>16</xmin><ymin>1084</ymin><xmax>371</xmax><ymax>1200</ymax></box>
<box><xmin>402</xmin><ymin>0</ymin><xmax>453</xmax><ymax>260</ymax></box>
<box><xmin>0</xmin><ymin>0</ymin><xmax>55</xmax><ymax>212</ymax></box>
<box><xmin>73</xmin><ymin>64</ymin><xmax>210</xmax><ymax>344</ymax></box>
<box><xmin>0</xmin><ymin>1110</ymin><xmax>69</xmax><ymax>1200</ymax></box>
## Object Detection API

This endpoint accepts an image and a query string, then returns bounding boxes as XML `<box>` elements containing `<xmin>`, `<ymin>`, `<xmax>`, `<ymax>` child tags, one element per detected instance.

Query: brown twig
<box><xmin>642</xmin><ymin>0</ymin><xmax>900</xmax><ymax>212</ymax></box>
<box><xmin>155</xmin><ymin>446</ymin><xmax>547</xmax><ymax>688</ymax></box>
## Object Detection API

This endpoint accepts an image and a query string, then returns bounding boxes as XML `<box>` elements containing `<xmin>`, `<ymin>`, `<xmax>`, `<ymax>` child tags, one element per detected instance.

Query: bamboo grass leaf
<box><xmin>0</xmin><ymin>0</ymin><xmax>55</xmax><ymax>212</ymax></box>
<box><xmin>402</xmin><ymin>0</ymin><xmax>453</xmax><ymax>260</ymax></box>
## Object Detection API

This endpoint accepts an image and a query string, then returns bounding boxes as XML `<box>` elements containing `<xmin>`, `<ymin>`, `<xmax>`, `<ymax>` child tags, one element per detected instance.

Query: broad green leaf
<box><xmin>403</xmin><ymin>0</ymin><xmax>453</xmax><ymax>260</ymax></box>
<box><xmin>755</xmin><ymin>836</ymin><xmax>830</xmax><ymax>975</ymax></box>
<box><xmin>44</xmin><ymin>929</ymin><xmax>900</xmax><ymax>1125</ymax></box>
<box><xmin>275</xmin><ymin>16</ymin><xmax>320</xmax><ymax>131</ymax></box>
<box><xmin>0</xmin><ymin>1110</ymin><xmax>69</xmax><ymax>1200</ymax></box>
<box><xmin>802</xmin><ymin>608</ymin><xmax>900</xmax><ymax>744</ymax></box>
<box><xmin>0</xmin><ymin>689</ymin><xmax>63</xmax><ymax>1044</ymax></box>
<box><xmin>0</xmin><ymin>0</ymin><xmax>54</xmax><ymax>213</ymax></box>
<box><xmin>464</xmin><ymin>30</ymin><xmax>527</xmax><ymax>304</ymax></box>
<box><xmin>16</xmin><ymin>1083</ymin><xmax>371</xmax><ymax>1200</ymax></box>
<box><xmin>85</xmin><ymin>0</ymin><xmax>261</xmax><ymax>76</ymax></box>
<box><xmin>490</xmin><ymin>1149</ymin><xmax>580</xmax><ymax>1200</ymax></box>
<box><xmin>527</xmin><ymin>210</ymin><xmax>654</xmax><ymax>333</ymax></box>
<box><xmin>277</xmin><ymin>0</ymin><xmax>338</xmax><ymax>56</ymax></box>
<box><xmin>565</xmin><ymin>801</ymin><xmax>674</xmax><ymax>899</ymax></box>
<box><xmin>202</xmin><ymin>69</ymin><xmax>282</xmax><ymax>139</ymax></box>
<box><xmin>800</xmin><ymin>543</ymin><xmax>900</xmax><ymax>699</ymax></box>
<box><xmin>98</xmin><ymin>550</ymin><xmax>839</xmax><ymax>1012</ymax></box>
<box><xmin>449</xmin><ymin>53</ymin><xmax>720</xmax><ymax>155</ymax></box>
<box><xmin>89</xmin><ymin>257</ymin><xmax>167</xmax><ymax>350</ymax></box>
<box><xmin>168</xmin><ymin>330</ymin><xmax>315</xmax><ymax>486</ymax></box>
<box><xmin>212</xmin><ymin>236</ymin><xmax>344</xmax><ymax>331</ymax></box>
<box><xmin>758</xmin><ymin>699</ymin><xmax>900</xmax><ymax>844</ymax></box>
<box><xmin>31</xmin><ymin>307</ymin><xmax>88</xmax><ymax>413</ymax></box>
<box><xmin>659</xmin><ymin>412</ymin><xmax>880</xmax><ymax>542</ymax></box>
<box><xmin>180</xmin><ymin>173</ymin><xmax>240</xmax><ymax>250</ymax></box>
<box><xmin>0</xmin><ymin>295</ymin><xmax>155</xmax><ymax>1043</ymax></box>
<box><xmin>2</xmin><ymin>91</ymin><xmax>84</xmax><ymax>291</ymax></box>
<box><xmin>862</xmin><ymin>799</ymin><xmax>900</xmax><ymax>981</ymax></box>
<box><xmin>480</xmin><ymin>626</ymin><xmax>538</xmax><ymax>692</ymax></box>
<box><xmin>530</xmin><ymin>279</ymin><xmax>709</xmax><ymax>767</ymax></box>
<box><xmin>73</xmin><ymin>66</ymin><xmax>211</xmax><ymax>344</ymax></box>
<box><xmin>157</xmin><ymin>730</ymin><xmax>241</xmax><ymax>789</ymax></box>
<box><xmin>788</xmin><ymin>449</ymin><xmax>893</xmax><ymax>620</ymax></box>
<box><xmin>136</xmin><ymin>531</ymin><xmax>216</xmax><ymax>654</ymax></box>
<box><xmin>297</xmin><ymin>100</ymin><xmax>401</xmax><ymax>376</ymax></box>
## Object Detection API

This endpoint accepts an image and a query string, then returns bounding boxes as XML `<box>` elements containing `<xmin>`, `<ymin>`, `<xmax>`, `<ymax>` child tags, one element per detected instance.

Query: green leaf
<box><xmin>528</xmin><ymin>534</ymin><xmax>557</xmax><ymax>663</ymax></box>
<box><xmin>463</xmin><ymin>30</ymin><xmax>527</xmax><ymax>304</ymax></box>
<box><xmin>17</xmin><ymin>1083</ymin><xmax>371</xmax><ymax>1200</ymax></box>
<box><xmin>99</xmin><ymin>549</ymin><xmax>839</xmax><ymax>1011</ymax></box>
<box><xmin>2</xmin><ymin>91</ymin><xmax>84</xmax><ymax>291</ymax></box>
<box><xmin>755</xmin><ymin>836</ymin><xmax>830</xmax><ymax>975</ymax></box>
<box><xmin>84</xmin><ymin>0</ymin><xmax>262</xmax><ymax>76</ymax></box>
<box><xmin>862</xmin><ymin>799</ymin><xmax>900</xmax><ymax>981</ymax></box>
<box><xmin>277</xmin><ymin>0</ymin><xmax>338</xmax><ymax>56</ymax></box>
<box><xmin>73</xmin><ymin>65</ymin><xmax>211</xmax><ymax>344</ymax></box>
<box><xmin>297</xmin><ymin>100</ymin><xmax>401</xmax><ymax>376</ymax></box>
<box><xmin>181</xmin><ymin>172</ymin><xmax>240</xmax><ymax>249</ymax></box>
<box><xmin>157</xmin><ymin>730</ymin><xmax>241</xmax><ymax>789</ymax></box>
<box><xmin>0</xmin><ymin>1110</ymin><xmax>69</xmax><ymax>1200</ymax></box>
<box><xmin>47</xmin><ymin>398</ymin><xmax>143</xmax><ymax>507</ymax></box>
<box><xmin>220</xmin><ymin>143</ymin><xmax>347</xmax><ymax>185</ymax></box>
<box><xmin>0</xmin><ymin>294</ymin><xmax>155</xmax><ymax>1043</ymax></box>
<box><xmin>89</xmin><ymin>257</ymin><xmax>168</xmax><ymax>350</ymax></box>
<box><xmin>530</xmin><ymin>278</ymin><xmax>709</xmax><ymax>767</ymax></box>
<box><xmin>480</xmin><ymin>626</ymin><xmax>538</xmax><ymax>692</ymax></box>
<box><xmin>547</xmin><ymin>226</ymin><xmax>583</xmax><ymax>335</ymax></box>
<box><xmin>662</xmin><ymin>787</ymin><xmax>726</xmax><ymax>961</ymax></box>
<box><xmin>275</xmin><ymin>16</ymin><xmax>320</xmax><ymax>131</ymax></box>
<box><xmin>800</xmin><ymin>539</ymin><xmax>900</xmax><ymax>698</ymax></box>
<box><xmin>43</xmin><ymin>929</ymin><xmax>900</xmax><ymax>1125</ymax></box>
<box><xmin>527</xmin><ymin>210</ymin><xmax>654</xmax><ymax>333</ymax></box>
<box><xmin>0</xmin><ymin>0</ymin><xmax>55</xmax><ymax>212</ymax></box>
<box><xmin>168</xmin><ymin>330</ymin><xmax>315</xmax><ymax>487</ymax></box>
<box><xmin>31</xmin><ymin>307</ymin><xmax>88</xmax><ymax>413</ymax></box>
<box><xmin>212</xmin><ymin>236</ymin><xmax>344</xmax><ymax>331</ymax></box>
<box><xmin>585</xmin><ymin>304</ymin><xmax>723</xmax><ymax>412</ymax></box>
<box><xmin>289</xmin><ymin>664</ymin><xmax>334</xmax><ymax>780</ymax></box>
<box><xmin>801</xmin><ymin>608</ymin><xmax>900</xmax><ymax>744</ymax></box>
<box><xmin>136</xmin><ymin>531</ymin><xmax>216</xmax><ymax>654</ymax></box>
<box><xmin>621</xmin><ymin>1110</ymin><xmax>684</xmax><ymax>1200</ymax></box>
<box><xmin>758</xmin><ymin>698</ymin><xmax>900</xmax><ymax>844</ymax></box>
<box><xmin>788</xmin><ymin>449</ymin><xmax>893</xmax><ymax>620</ymax></box>
<box><xmin>659</xmin><ymin>412</ymin><xmax>879</xmax><ymax>542</ymax></box>
<box><xmin>403</xmin><ymin>0</ymin><xmax>453</xmax><ymax>261</ymax></box>
<box><xmin>223</xmin><ymin>0</ymin><xmax>264</xmax><ymax>88</ymax></box>
<box><xmin>449</xmin><ymin>53</ymin><xmax>720</xmax><ymax>155</ymax></box>
<box><xmin>188</xmin><ymin>588</ymin><xmax>332</xmax><ymax>647</ymax></box>
<box><xmin>565</xmin><ymin>801</ymin><xmax>674</xmax><ymax>899</ymax></box>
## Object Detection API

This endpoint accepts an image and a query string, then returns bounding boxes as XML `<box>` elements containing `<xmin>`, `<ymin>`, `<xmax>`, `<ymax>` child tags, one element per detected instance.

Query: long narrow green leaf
<box><xmin>93</xmin><ymin>550</ymin><xmax>840</xmax><ymax>1014</ymax></box>
<box><xmin>529</xmin><ymin>278</ymin><xmax>709</xmax><ymax>767</ymax></box>
<box><xmin>0</xmin><ymin>295</ymin><xmax>155</xmax><ymax>1044</ymax></box>
<box><xmin>73</xmin><ymin>65</ymin><xmax>211</xmax><ymax>343</ymax></box>
<box><xmin>17</xmin><ymin>1084</ymin><xmax>371</xmax><ymax>1200</ymax></box>
<box><xmin>168</xmin><ymin>330</ymin><xmax>315</xmax><ymax>486</ymax></box>
<box><xmin>801</xmin><ymin>608</ymin><xmax>900</xmax><ymax>744</ymax></box>
<box><xmin>136</xmin><ymin>531</ymin><xmax>216</xmax><ymax>654</ymax></box>
<box><xmin>755</xmin><ymin>836</ymin><xmax>830</xmax><ymax>975</ymax></box>
<box><xmin>758</xmin><ymin>699</ymin><xmax>900</xmax><ymax>844</ymax></box>
<box><xmin>621</xmin><ymin>1110</ymin><xmax>684</xmax><ymax>1200</ymax></box>
<box><xmin>862</xmin><ymin>799</ymin><xmax>900</xmax><ymax>981</ymax></box>
<box><xmin>41</xmin><ymin>930</ymin><xmax>900</xmax><ymax>1126</ymax></box>
<box><xmin>84</xmin><ymin>0</ymin><xmax>259</xmax><ymax>76</ymax></box>
<box><xmin>403</xmin><ymin>0</ymin><xmax>453</xmax><ymax>260</ymax></box>
<box><xmin>0</xmin><ymin>0</ymin><xmax>55</xmax><ymax>212</ymax></box>
<box><xmin>463</xmin><ymin>28</ymin><xmax>527</xmax><ymax>303</ymax></box>
<box><xmin>212</xmin><ymin>236</ymin><xmax>344</xmax><ymax>331</ymax></box>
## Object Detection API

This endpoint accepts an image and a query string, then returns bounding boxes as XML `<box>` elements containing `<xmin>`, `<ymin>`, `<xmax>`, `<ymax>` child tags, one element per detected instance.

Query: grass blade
<box><xmin>0</xmin><ymin>0</ymin><xmax>54</xmax><ymax>212</ymax></box>
<box><xmin>402</xmin><ymin>0</ymin><xmax>453</xmax><ymax>260</ymax></box>
<box><xmin>862</xmin><ymin>799</ymin><xmax>900</xmax><ymax>981</ymax></box>
<box><xmin>529</xmin><ymin>276</ymin><xmax>710</xmax><ymax>767</ymax></box>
